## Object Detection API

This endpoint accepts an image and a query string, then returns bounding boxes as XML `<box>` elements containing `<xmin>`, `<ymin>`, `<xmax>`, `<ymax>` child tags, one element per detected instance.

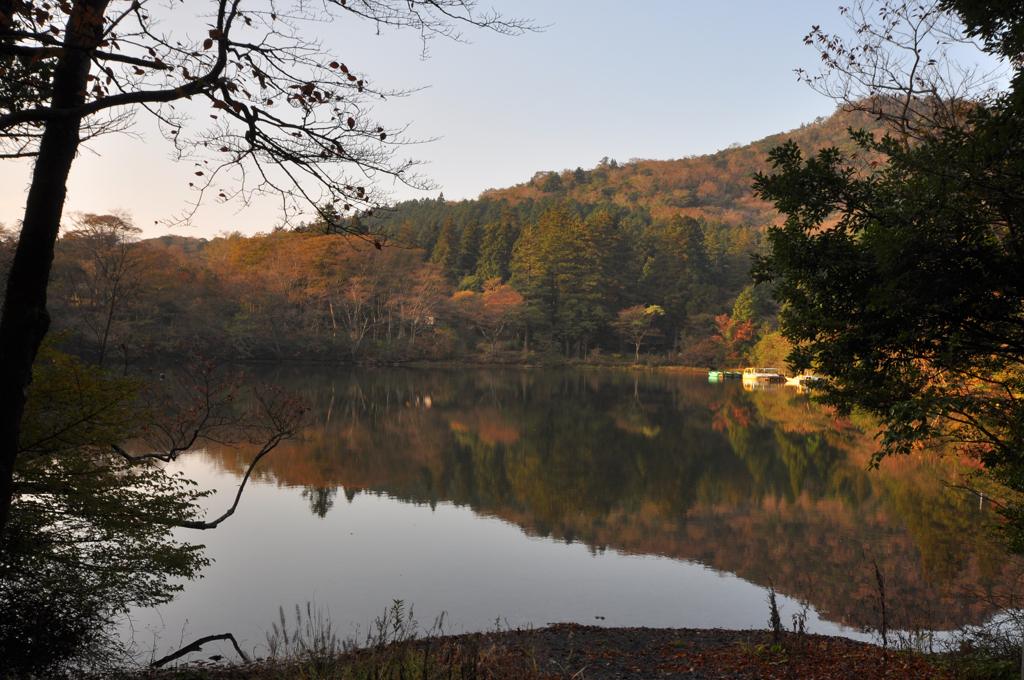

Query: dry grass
<box><xmin>105</xmin><ymin>602</ymin><xmax>538</xmax><ymax>680</ymax></box>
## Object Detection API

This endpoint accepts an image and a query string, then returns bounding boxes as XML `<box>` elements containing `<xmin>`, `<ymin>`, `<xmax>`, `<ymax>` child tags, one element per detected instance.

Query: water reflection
<box><xmin>207</xmin><ymin>368</ymin><xmax>1012</xmax><ymax>632</ymax></box>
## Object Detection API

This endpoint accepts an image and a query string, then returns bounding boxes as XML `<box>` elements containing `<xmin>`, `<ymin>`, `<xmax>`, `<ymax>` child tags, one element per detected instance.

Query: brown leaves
<box><xmin>659</xmin><ymin>633</ymin><xmax>945</xmax><ymax>680</ymax></box>
<box><xmin>524</xmin><ymin>625</ymin><xmax>946</xmax><ymax>680</ymax></box>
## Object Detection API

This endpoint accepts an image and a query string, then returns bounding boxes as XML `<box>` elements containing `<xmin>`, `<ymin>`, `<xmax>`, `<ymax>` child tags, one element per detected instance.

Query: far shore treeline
<box><xmin>11</xmin><ymin>206</ymin><xmax>766</xmax><ymax>367</ymax></box>
<box><xmin>1</xmin><ymin>108</ymin><xmax>881</xmax><ymax>369</ymax></box>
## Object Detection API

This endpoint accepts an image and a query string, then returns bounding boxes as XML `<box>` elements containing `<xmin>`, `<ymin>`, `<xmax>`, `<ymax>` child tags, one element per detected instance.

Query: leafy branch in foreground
<box><xmin>753</xmin><ymin>1</ymin><xmax>1024</xmax><ymax>549</ymax></box>
<box><xmin>0</xmin><ymin>339</ymin><xmax>307</xmax><ymax>674</ymax></box>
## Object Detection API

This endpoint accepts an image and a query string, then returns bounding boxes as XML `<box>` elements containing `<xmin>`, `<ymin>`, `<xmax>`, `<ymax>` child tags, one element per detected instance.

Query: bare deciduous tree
<box><xmin>798</xmin><ymin>0</ymin><xmax>1005</xmax><ymax>138</ymax></box>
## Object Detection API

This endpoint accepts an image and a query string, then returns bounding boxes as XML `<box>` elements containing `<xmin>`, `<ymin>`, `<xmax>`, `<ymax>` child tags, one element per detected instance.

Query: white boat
<box><xmin>785</xmin><ymin>372</ymin><xmax>823</xmax><ymax>387</ymax></box>
<box><xmin>742</xmin><ymin>367</ymin><xmax>786</xmax><ymax>383</ymax></box>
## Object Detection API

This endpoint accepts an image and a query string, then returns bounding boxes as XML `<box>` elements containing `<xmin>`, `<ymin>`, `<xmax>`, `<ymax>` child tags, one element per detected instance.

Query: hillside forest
<box><xmin>1</xmin><ymin>108</ymin><xmax>880</xmax><ymax>368</ymax></box>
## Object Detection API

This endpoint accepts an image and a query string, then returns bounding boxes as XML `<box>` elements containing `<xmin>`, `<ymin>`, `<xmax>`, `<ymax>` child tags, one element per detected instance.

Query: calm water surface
<box><xmin>126</xmin><ymin>368</ymin><xmax>1011</xmax><ymax>660</ymax></box>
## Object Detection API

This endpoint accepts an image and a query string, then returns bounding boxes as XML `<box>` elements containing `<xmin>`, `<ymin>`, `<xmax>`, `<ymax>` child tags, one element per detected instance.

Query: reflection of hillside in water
<box><xmin>206</xmin><ymin>368</ymin><xmax>1014</xmax><ymax>631</ymax></box>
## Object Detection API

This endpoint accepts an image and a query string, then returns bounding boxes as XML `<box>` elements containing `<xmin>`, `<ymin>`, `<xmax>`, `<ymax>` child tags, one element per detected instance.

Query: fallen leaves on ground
<box><xmin>657</xmin><ymin>634</ymin><xmax>943</xmax><ymax>679</ymax></box>
<box><xmin>530</xmin><ymin>623</ymin><xmax>946</xmax><ymax>680</ymax></box>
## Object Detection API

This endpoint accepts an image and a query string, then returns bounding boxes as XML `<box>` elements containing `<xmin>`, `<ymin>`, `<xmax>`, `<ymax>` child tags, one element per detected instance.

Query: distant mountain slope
<box><xmin>475</xmin><ymin>107</ymin><xmax>882</xmax><ymax>228</ymax></box>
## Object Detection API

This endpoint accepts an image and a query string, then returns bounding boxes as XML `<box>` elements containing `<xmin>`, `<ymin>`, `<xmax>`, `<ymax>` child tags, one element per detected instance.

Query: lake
<box><xmin>125</xmin><ymin>367</ymin><xmax>1014</xmax><ymax>662</ymax></box>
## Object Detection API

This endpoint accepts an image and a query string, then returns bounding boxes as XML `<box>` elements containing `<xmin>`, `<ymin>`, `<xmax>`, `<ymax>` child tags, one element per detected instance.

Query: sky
<box><xmin>0</xmin><ymin>1</ymin><xmax>913</xmax><ymax>238</ymax></box>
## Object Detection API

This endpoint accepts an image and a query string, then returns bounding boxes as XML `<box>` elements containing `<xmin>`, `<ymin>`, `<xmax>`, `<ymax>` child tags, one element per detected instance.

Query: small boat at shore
<box><xmin>742</xmin><ymin>367</ymin><xmax>786</xmax><ymax>384</ymax></box>
<box><xmin>708</xmin><ymin>370</ymin><xmax>742</xmax><ymax>381</ymax></box>
<box><xmin>785</xmin><ymin>373</ymin><xmax>823</xmax><ymax>387</ymax></box>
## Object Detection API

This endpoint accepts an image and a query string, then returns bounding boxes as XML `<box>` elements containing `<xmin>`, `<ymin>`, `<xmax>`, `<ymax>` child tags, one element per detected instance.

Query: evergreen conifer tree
<box><xmin>430</xmin><ymin>217</ymin><xmax>459</xmax><ymax>279</ymax></box>
<box><xmin>457</xmin><ymin>220</ymin><xmax>482</xmax><ymax>277</ymax></box>
<box><xmin>477</xmin><ymin>210</ymin><xmax>522</xmax><ymax>282</ymax></box>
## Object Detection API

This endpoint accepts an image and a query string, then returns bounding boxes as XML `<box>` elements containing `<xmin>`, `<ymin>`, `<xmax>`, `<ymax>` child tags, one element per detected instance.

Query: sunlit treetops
<box><xmin>477</xmin><ymin>108</ymin><xmax>884</xmax><ymax>228</ymax></box>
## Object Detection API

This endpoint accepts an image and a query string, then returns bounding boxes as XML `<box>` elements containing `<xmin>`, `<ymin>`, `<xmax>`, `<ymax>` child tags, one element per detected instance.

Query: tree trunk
<box><xmin>0</xmin><ymin>0</ymin><xmax>108</xmax><ymax>539</ymax></box>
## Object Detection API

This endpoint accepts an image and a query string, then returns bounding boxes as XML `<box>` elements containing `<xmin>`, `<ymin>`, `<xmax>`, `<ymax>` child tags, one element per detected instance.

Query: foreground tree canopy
<box><xmin>0</xmin><ymin>337</ymin><xmax>307</xmax><ymax>673</ymax></box>
<box><xmin>752</xmin><ymin>0</ymin><xmax>1024</xmax><ymax>548</ymax></box>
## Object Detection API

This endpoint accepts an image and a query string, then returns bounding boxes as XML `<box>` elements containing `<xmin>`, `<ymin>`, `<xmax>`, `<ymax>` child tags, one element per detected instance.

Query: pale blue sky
<box><xmin>0</xmin><ymin>2</ymin><xmax>920</xmax><ymax>237</ymax></box>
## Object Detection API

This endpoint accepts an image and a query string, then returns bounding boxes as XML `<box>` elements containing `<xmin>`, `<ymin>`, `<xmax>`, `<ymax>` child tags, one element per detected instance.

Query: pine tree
<box><xmin>348</xmin><ymin>214</ymin><xmax>366</xmax><ymax>234</ymax></box>
<box><xmin>457</xmin><ymin>220</ymin><xmax>482</xmax><ymax>277</ymax></box>
<box><xmin>397</xmin><ymin>219</ymin><xmax>419</xmax><ymax>248</ymax></box>
<box><xmin>510</xmin><ymin>204</ymin><xmax>611</xmax><ymax>356</ymax></box>
<box><xmin>430</xmin><ymin>217</ymin><xmax>459</xmax><ymax>279</ymax></box>
<box><xmin>421</xmin><ymin>219</ymin><xmax>441</xmax><ymax>256</ymax></box>
<box><xmin>476</xmin><ymin>210</ymin><xmax>522</xmax><ymax>282</ymax></box>
<box><xmin>641</xmin><ymin>215</ymin><xmax>711</xmax><ymax>348</ymax></box>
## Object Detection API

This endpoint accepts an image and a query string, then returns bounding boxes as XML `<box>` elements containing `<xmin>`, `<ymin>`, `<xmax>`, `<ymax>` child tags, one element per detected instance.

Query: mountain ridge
<box><xmin>464</xmin><ymin>106</ymin><xmax>881</xmax><ymax>229</ymax></box>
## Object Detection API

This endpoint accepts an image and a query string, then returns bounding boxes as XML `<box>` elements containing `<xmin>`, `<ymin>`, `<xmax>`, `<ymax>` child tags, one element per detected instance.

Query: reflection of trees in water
<box><xmin>208</xmin><ymin>368</ymin><xmax>1011</xmax><ymax>630</ymax></box>
<box><xmin>302</xmin><ymin>487</ymin><xmax>338</xmax><ymax>518</ymax></box>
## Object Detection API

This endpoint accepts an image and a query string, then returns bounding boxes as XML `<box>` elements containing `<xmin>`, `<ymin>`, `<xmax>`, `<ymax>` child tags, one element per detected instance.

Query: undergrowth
<box><xmin>123</xmin><ymin>601</ymin><xmax>537</xmax><ymax>680</ymax></box>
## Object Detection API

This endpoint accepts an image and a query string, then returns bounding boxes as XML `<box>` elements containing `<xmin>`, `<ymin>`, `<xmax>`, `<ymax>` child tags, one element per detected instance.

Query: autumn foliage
<box><xmin>0</xmin><ymin>108</ymin><xmax>896</xmax><ymax>367</ymax></box>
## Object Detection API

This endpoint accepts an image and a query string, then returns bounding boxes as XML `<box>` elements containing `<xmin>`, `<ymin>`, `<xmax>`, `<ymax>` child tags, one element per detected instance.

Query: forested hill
<box><xmin>367</xmin><ymin>106</ymin><xmax>881</xmax><ymax>240</ymax></box>
<box><xmin>28</xmin><ymin>107</ymin><xmax>885</xmax><ymax>367</ymax></box>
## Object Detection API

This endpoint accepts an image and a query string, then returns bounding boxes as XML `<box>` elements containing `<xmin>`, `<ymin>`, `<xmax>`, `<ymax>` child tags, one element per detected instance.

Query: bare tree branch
<box><xmin>150</xmin><ymin>633</ymin><xmax>250</xmax><ymax>667</ymax></box>
<box><xmin>797</xmin><ymin>0</ymin><xmax>1007</xmax><ymax>139</ymax></box>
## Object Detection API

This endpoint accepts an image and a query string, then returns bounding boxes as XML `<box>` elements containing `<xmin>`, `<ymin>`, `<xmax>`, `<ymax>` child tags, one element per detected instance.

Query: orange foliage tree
<box><xmin>453</xmin><ymin>279</ymin><xmax>526</xmax><ymax>356</ymax></box>
<box><xmin>713</xmin><ymin>313</ymin><xmax>759</xmax><ymax>365</ymax></box>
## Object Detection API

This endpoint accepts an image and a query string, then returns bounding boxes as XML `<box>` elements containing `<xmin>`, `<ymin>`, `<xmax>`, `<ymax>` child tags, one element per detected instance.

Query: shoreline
<box><xmin>135</xmin><ymin>623</ymin><xmax>949</xmax><ymax>680</ymax></box>
<box><xmin>198</xmin><ymin>356</ymin><xmax>716</xmax><ymax>372</ymax></box>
